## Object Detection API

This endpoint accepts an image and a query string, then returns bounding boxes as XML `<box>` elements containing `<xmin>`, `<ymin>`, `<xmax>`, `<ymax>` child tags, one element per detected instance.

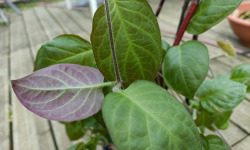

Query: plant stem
<box><xmin>177</xmin><ymin>0</ymin><xmax>190</xmax><ymax>33</ymax></box>
<box><xmin>192</xmin><ymin>35</ymin><xmax>198</xmax><ymax>40</ymax></box>
<box><xmin>209</xmin><ymin>66</ymin><xmax>215</xmax><ymax>79</ymax></box>
<box><xmin>104</xmin><ymin>0</ymin><xmax>122</xmax><ymax>85</ymax></box>
<box><xmin>155</xmin><ymin>0</ymin><xmax>166</xmax><ymax>17</ymax></box>
<box><xmin>211</xmin><ymin>124</ymin><xmax>232</xmax><ymax>150</ymax></box>
<box><xmin>173</xmin><ymin>0</ymin><xmax>199</xmax><ymax>46</ymax></box>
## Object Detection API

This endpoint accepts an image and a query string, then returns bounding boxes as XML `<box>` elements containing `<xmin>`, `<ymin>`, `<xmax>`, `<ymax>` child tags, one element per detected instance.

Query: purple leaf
<box><xmin>11</xmin><ymin>64</ymin><xmax>114</xmax><ymax>122</ymax></box>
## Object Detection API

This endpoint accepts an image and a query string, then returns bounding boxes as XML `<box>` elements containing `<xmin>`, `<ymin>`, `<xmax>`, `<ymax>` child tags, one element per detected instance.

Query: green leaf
<box><xmin>162</xmin><ymin>41</ymin><xmax>209</xmax><ymax>98</ymax></box>
<box><xmin>217</xmin><ymin>41</ymin><xmax>237</xmax><ymax>57</ymax></box>
<box><xmin>187</xmin><ymin>0</ymin><xmax>243</xmax><ymax>34</ymax></box>
<box><xmin>195</xmin><ymin>110</ymin><xmax>232</xmax><ymax>130</ymax></box>
<box><xmin>197</xmin><ymin>78</ymin><xmax>246</xmax><ymax>114</ymax></box>
<box><xmin>206</xmin><ymin>135</ymin><xmax>230</xmax><ymax>150</ymax></box>
<box><xmin>34</xmin><ymin>34</ymin><xmax>95</xmax><ymax>71</ymax></box>
<box><xmin>102</xmin><ymin>80</ymin><xmax>201</xmax><ymax>150</ymax></box>
<box><xmin>231</xmin><ymin>64</ymin><xmax>250</xmax><ymax>93</ymax></box>
<box><xmin>200</xmin><ymin>134</ymin><xmax>209</xmax><ymax>150</ymax></box>
<box><xmin>162</xmin><ymin>40</ymin><xmax>171</xmax><ymax>59</ymax></box>
<box><xmin>66</xmin><ymin>121</ymin><xmax>85</xmax><ymax>141</ymax></box>
<box><xmin>214</xmin><ymin>111</ymin><xmax>232</xmax><ymax>130</ymax></box>
<box><xmin>91</xmin><ymin>0</ymin><xmax>162</xmax><ymax>87</ymax></box>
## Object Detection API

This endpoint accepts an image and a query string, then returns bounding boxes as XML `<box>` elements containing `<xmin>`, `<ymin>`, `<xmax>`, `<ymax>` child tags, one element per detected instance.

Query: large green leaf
<box><xmin>34</xmin><ymin>34</ymin><xmax>95</xmax><ymax>71</ymax></box>
<box><xmin>187</xmin><ymin>0</ymin><xmax>243</xmax><ymax>34</ymax></box>
<box><xmin>102</xmin><ymin>80</ymin><xmax>201</xmax><ymax>150</ymax></box>
<box><xmin>197</xmin><ymin>78</ymin><xmax>246</xmax><ymax>114</ymax></box>
<box><xmin>231</xmin><ymin>64</ymin><xmax>250</xmax><ymax>93</ymax></box>
<box><xmin>91</xmin><ymin>0</ymin><xmax>161</xmax><ymax>87</ymax></box>
<box><xmin>205</xmin><ymin>135</ymin><xmax>230</xmax><ymax>150</ymax></box>
<box><xmin>162</xmin><ymin>41</ymin><xmax>209</xmax><ymax>98</ymax></box>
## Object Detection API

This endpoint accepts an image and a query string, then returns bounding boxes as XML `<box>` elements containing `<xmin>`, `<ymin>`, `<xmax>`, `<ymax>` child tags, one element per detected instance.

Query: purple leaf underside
<box><xmin>11</xmin><ymin>64</ymin><xmax>107</xmax><ymax>122</ymax></box>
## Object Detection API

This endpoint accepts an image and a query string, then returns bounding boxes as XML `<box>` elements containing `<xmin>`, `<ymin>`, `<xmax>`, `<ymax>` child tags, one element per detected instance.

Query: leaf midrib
<box><xmin>15</xmin><ymin>82</ymin><xmax>115</xmax><ymax>91</ymax></box>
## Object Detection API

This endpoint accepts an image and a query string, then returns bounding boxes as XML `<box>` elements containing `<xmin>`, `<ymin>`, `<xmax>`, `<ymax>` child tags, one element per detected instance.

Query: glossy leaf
<box><xmin>206</xmin><ymin>135</ymin><xmax>230</xmax><ymax>150</ymax></box>
<box><xmin>66</xmin><ymin>121</ymin><xmax>85</xmax><ymax>141</ymax></box>
<box><xmin>102</xmin><ymin>80</ymin><xmax>201</xmax><ymax>150</ymax></box>
<box><xmin>197</xmin><ymin>78</ymin><xmax>246</xmax><ymax>114</ymax></box>
<box><xmin>162</xmin><ymin>41</ymin><xmax>209</xmax><ymax>98</ymax></box>
<box><xmin>162</xmin><ymin>40</ymin><xmax>171</xmax><ymax>59</ymax></box>
<box><xmin>187</xmin><ymin>0</ymin><xmax>243</xmax><ymax>34</ymax></box>
<box><xmin>91</xmin><ymin>0</ymin><xmax>162</xmax><ymax>87</ymax></box>
<box><xmin>11</xmin><ymin>64</ymin><xmax>115</xmax><ymax>122</ymax></box>
<box><xmin>34</xmin><ymin>34</ymin><xmax>95</xmax><ymax>71</ymax></box>
<box><xmin>231</xmin><ymin>64</ymin><xmax>250</xmax><ymax>93</ymax></box>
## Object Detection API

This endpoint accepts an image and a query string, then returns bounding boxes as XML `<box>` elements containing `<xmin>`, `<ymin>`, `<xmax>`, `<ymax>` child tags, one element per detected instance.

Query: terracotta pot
<box><xmin>227</xmin><ymin>2</ymin><xmax>250</xmax><ymax>48</ymax></box>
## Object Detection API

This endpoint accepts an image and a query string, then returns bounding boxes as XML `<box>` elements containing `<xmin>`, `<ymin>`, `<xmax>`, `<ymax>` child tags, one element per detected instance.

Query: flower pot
<box><xmin>227</xmin><ymin>2</ymin><xmax>250</xmax><ymax>48</ymax></box>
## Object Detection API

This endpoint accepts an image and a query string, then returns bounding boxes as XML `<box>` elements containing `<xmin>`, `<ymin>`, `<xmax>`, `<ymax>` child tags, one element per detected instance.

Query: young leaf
<box><xmin>91</xmin><ymin>0</ymin><xmax>162</xmax><ymax>87</ymax></box>
<box><xmin>162</xmin><ymin>41</ymin><xmax>209</xmax><ymax>99</ymax></box>
<box><xmin>205</xmin><ymin>135</ymin><xmax>230</xmax><ymax>150</ymax></box>
<box><xmin>230</xmin><ymin>64</ymin><xmax>250</xmax><ymax>93</ymax></box>
<box><xmin>34</xmin><ymin>34</ymin><xmax>95</xmax><ymax>71</ymax></box>
<box><xmin>11</xmin><ymin>64</ymin><xmax>115</xmax><ymax>122</ymax></box>
<box><xmin>65</xmin><ymin>121</ymin><xmax>85</xmax><ymax>141</ymax></box>
<box><xmin>187</xmin><ymin>0</ymin><xmax>243</xmax><ymax>34</ymax></box>
<box><xmin>197</xmin><ymin>78</ymin><xmax>246</xmax><ymax>114</ymax></box>
<box><xmin>102</xmin><ymin>80</ymin><xmax>201</xmax><ymax>150</ymax></box>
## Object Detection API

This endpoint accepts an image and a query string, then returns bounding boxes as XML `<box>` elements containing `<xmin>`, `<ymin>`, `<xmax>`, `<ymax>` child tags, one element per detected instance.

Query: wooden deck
<box><xmin>0</xmin><ymin>0</ymin><xmax>250</xmax><ymax>149</ymax></box>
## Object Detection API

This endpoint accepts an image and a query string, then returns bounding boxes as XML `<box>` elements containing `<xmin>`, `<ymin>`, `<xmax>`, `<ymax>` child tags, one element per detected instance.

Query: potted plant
<box><xmin>228</xmin><ymin>1</ymin><xmax>250</xmax><ymax>47</ymax></box>
<box><xmin>10</xmin><ymin>0</ymin><xmax>250</xmax><ymax>149</ymax></box>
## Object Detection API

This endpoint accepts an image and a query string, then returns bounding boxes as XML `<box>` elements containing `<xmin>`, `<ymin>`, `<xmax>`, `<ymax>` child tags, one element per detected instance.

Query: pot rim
<box><xmin>227</xmin><ymin>1</ymin><xmax>250</xmax><ymax>27</ymax></box>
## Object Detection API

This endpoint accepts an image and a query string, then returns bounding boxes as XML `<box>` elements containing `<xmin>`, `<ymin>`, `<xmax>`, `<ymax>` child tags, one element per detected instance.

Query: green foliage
<box><xmin>187</xmin><ymin>0</ymin><xmax>243</xmax><ymax>34</ymax></box>
<box><xmin>197</xmin><ymin>78</ymin><xmax>246</xmax><ymax>114</ymax></box>
<box><xmin>34</xmin><ymin>34</ymin><xmax>95</xmax><ymax>71</ymax></box>
<box><xmin>205</xmin><ymin>135</ymin><xmax>230</xmax><ymax>150</ymax></box>
<box><xmin>91</xmin><ymin>0</ymin><xmax>162</xmax><ymax>87</ymax></box>
<box><xmin>162</xmin><ymin>41</ymin><xmax>209</xmax><ymax>98</ymax></box>
<box><xmin>231</xmin><ymin>64</ymin><xmax>250</xmax><ymax>92</ymax></box>
<box><xmin>65</xmin><ymin>121</ymin><xmax>86</xmax><ymax>141</ymax></box>
<box><xmin>10</xmin><ymin>0</ymin><xmax>248</xmax><ymax>149</ymax></box>
<box><xmin>102</xmin><ymin>80</ymin><xmax>201</xmax><ymax>150</ymax></box>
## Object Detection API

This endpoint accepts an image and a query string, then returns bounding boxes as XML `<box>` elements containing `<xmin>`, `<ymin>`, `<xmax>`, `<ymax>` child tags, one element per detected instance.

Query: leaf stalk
<box><xmin>173</xmin><ymin>0</ymin><xmax>200</xmax><ymax>46</ymax></box>
<box><xmin>104</xmin><ymin>0</ymin><xmax>123</xmax><ymax>85</ymax></box>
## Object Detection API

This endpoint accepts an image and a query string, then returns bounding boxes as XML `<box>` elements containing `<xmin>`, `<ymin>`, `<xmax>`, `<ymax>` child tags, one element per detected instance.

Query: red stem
<box><xmin>173</xmin><ymin>0</ymin><xmax>200</xmax><ymax>46</ymax></box>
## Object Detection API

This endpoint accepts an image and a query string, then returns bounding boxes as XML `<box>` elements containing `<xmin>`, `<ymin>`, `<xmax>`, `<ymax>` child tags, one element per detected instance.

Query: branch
<box><xmin>155</xmin><ymin>0</ymin><xmax>166</xmax><ymax>17</ymax></box>
<box><xmin>173</xmin><ymin>0</ymin><xmax>200</xmax><ymax>46</ymax></box>
<box><xmin>177</xmin><ymin>0</ymin><xmax>190</xmax><ymax>33</ymax></box>
<box><xmin>104</xmin><ymin>0</ymin><xmax>122</xmax><ymax>84</ymax></box>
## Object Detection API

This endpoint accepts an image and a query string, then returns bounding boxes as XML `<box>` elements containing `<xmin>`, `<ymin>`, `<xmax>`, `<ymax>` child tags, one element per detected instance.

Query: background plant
<box><xmin>10</xmin><ymin>0</ymin><xmax>250</xmax><ymax>149</ymax></box>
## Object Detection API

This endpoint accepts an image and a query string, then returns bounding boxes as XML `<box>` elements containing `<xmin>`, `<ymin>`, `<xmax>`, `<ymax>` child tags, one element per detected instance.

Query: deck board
<box><xmin>0</xmin><ymin>26</ymin><xmax>10</xmax><ymax>150</ymax></box>
<box><xmin>9</xmin><ymin>14</ymin><xmax>55</xmax><ymax>150</ymax></box>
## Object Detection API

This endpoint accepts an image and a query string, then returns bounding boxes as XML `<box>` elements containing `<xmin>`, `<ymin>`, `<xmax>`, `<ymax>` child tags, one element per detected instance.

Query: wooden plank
<box><xmin>34</xmin><ymin>7</ymin><xmax>74</xmax><ymax>150</ymax></box>
<box><xmin>35</xmin><ymin>6</ymin><xmax>64</xmax><ymax>39</ymax></box>
<box><xmin>231</xmin><ymin>100</ymin><xmax>250</xmax><ymax>134</ymax></box>
<box><xmin>22</xmin><ymin>9</ymin><xmax>48</xmax><ymax>56</ymax></box>
<box><xmin>0</xmin><ymin>26</ymin><xmax>10</xmax><ymax>150</ymax></box>
<box><xmin>64</xmin><ymin>9</ymin><xmax>92</xmax><ymax>35</ymax></box>
<box><xmin>10</xmin><ymin>14</ymin><xmax>54</xmax><ymax>150</ymax></box>
<box><xmin>47</xmin><ymin>7</ymin><xmax>89</xmax><ymax>40</ymax></box>
<box><xmin>206</xmin><ymin>122</ymin><xmax>247</xmax><ymax>146</ymax></box>
<box><xmin>232</xmin><ymin>136</ymin><xmax>250</xmax><ymax>150</ymax></box>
